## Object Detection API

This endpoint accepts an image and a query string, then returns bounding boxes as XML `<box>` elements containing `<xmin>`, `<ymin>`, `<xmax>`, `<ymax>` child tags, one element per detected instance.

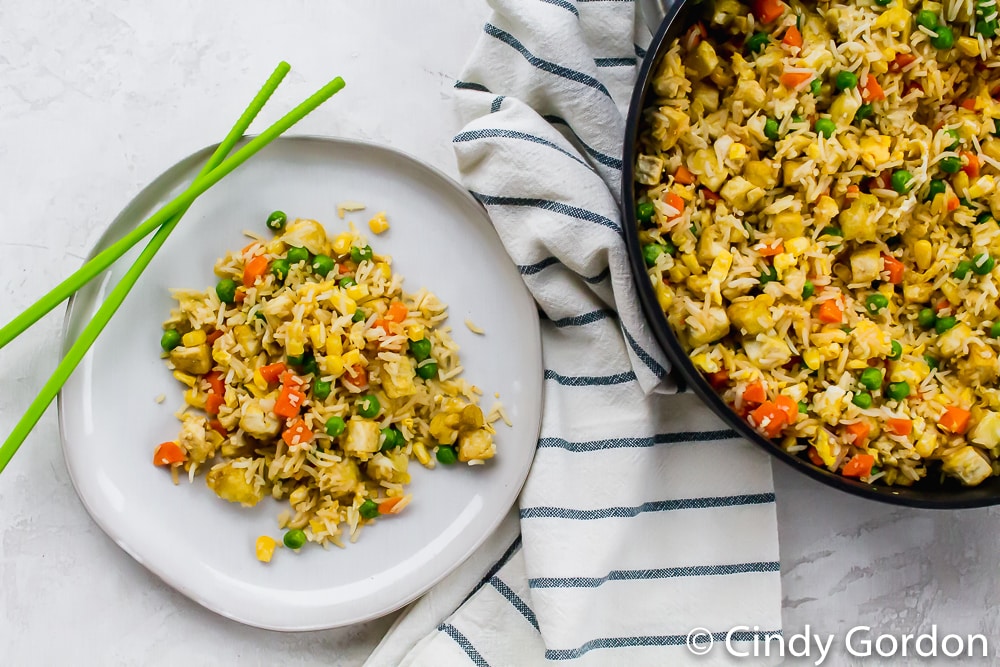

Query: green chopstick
<box><xmin>0</xmin><ymin>68</ymin><xmax>347</xmax><ymax>474</ymax></box>
<box><xmin>0</xmin><ymin>73</ymin><xmax>345</xmax><ymax>351</ymax></box>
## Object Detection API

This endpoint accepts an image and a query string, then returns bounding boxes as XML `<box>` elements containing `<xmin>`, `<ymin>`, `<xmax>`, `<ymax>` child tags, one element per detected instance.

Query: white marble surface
<box><xmin>1</xmin><ymin>2</ymin><xmax>997</xmax><ymax>665</ymax></box>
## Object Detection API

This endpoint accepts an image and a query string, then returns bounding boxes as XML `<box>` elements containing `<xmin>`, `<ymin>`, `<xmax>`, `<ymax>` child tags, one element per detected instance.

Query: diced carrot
<box><xmin>816</xmin><ymin>299</ymin><xmax>843</xmax><ymax>324</ymax></box>
<box><xmin>861</xmin><ymin>75</ymin><xmax>885</xmax><ymax>102</ymax></box>
<box><xmin>886</xmin><ymin>418</ymin><xmax>913</xmax><ymax>437</ymax></box>
<box><xmin>846</xmin><ymin>184</ymin><xmax>860</xmax><ymax>196</ymax></box>
<box><xmin>208</xmin><ymin>420</ymin><xmax>229</xmax><ymax>437</ymax></box>
<box><xmin>275</xmin><ymin>384</ymin><xmax>306</xmax><ymax>418</ymax></box>
<box><xmin>843</xmin><ymin>420</ymin><xmax>871</xmax><ymax>445</ymax></box>
<box><xmin>205</xmin><ymin>371</ymin><xmax>225</xmax><ymax>397</ymax></box>
<box><xmin>890</xmin><ymin>53</ymin><xmax>916</xmax><ymax>72</ymax></box>
<box><xmin>241</xmin><ymin>242</ymin><xmax>258</xmax><ymax>256</ymax></box>
<box><xmin>959</xmin><ymin>98</ymin><xmax>977</xmax><ymax>111</ymax></box>
<box><xmin>281</xmin><ymin>371</ymin><xmax>305</xmax><ymax>387</ymax></box>
<box><xmin>206</xmin><ymin>329</ymin><xmax>224</xmax><ymax>345</ymax></box>
<box><xmin>881</xmin><ymin>253</ymin><xmax>905</xmax><ymax>284</ymax></box>
<box><xmin>780</xmin><ymin>70</ymin><xmax>813</xmax><ymax>89</ymax></box>
<box><xmin>807</xmin><ymin>446</ymin><xmax>824</xmax><ymax>467</ymax></box>
<box><xmin>706</xmin><ymin>370</ymin><xmax>729</xmax><ymax>389</ymax></box>
<box><xmin>775</xmin><ymin>395</ymin><xmax>799</xmax><ymax>423</ymax></box>
<box><xmin>372</xmin><ymin>319</ymin><xmax>391</xmax><ymax>334</ymax></box>
<box><xmin>939</xmin><ymin>406</ymin><xmax>971</xmax><ymax>434</ymax></box>
<box><xmin>378</xmin><ymin>496</ymin><xmax>408</xmax><ymax>515</ymax></box>
<box><xmin>344</xmin><ymin>363</ymin><xmax>368</xmax><ymax>389</ymax></box>
<box><xmin>743</xmin><ymin>381</ymin><xmax>767</xmax><ymax>404</ymax></box>
<box><xmin>946</xmin><ymin>195</ymin><xmax>960</xmax><ymax>212</ymax></box>
<box><xmin>674</xmin><ymin>165</ymin><xmax>696</xmax><ymax>185</ymax></box>
<box><xmin>386</xmin><ymin>301</ymin><xmax>409</xmax><ymax>323</ymax></box>
<box><xmin>962</xmin><ymin>151</ymin><xmax>980</xmax><ymax>179</ymax></box>
<box><xmin>663</xmin><ymin>192</ymin><xmax>685</xmax><ymax>220</ymax></box>
<box><xmin>234</xmin><ymin>289</ymin><xmax>246</xmax><ymax>304</ymax></box>
<box><xmin>205</xmin><ymin>392</ymin><xmax>225</xmax><ymax>416</ymax></box>
<box><xmin>841</xmin><ymin>453</ymin><xmax>875</xmax><ymax>478</ymax></box>
<box><xmin>758</xmin><ymin>241</ymin><xmax>784</xmax><ymax>257</ymax></box>
<box><xmin>259</xmin><ymin>362</ymin><xmax>287</xmax><ymax>384</ymax></box>
<box><xmin>282</xmin><ymin>419</ymin><xmax>314</xmax><ymax>446</ymax></box>
<box><xmin>153</xmin><ymin>441</ymin><xmax>187</xmax><ymax>467</ymax></box>
<box><xmin>243</xmin><ymin>255</ymin><xmax>270</xmax><ymax>288</ymax></box>
<box><xmin>752</xmin><ymin>0</ymin><xmax>785</xmax><ymax>23</ymax></box>
<box><xmin>782</xmin><ymin>25</ymin><xmax>803</xmax><ymax>48</ymax></box>
<box><xmin>749</xmin><ymin>401</ymin><xmax>788</xmax><ymax>438</ymax></box>
<box><xmin>702</xmin><ymin>188</ymin><xmax>721</xmax><ymax>203</ymax></box>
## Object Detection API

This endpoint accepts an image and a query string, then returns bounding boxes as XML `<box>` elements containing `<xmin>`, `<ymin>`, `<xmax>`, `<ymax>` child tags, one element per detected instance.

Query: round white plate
<box><xmin>59</xmin><ymin>136</ymin><xmax>542</xmax><ymax>631</ymax></box>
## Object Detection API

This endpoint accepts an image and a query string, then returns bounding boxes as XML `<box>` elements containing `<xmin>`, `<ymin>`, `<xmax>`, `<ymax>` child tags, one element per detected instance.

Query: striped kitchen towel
<box><xmin>364</xmin><ymin>1</ymin><xmax>782</xmax><ymax>665</ymax></box>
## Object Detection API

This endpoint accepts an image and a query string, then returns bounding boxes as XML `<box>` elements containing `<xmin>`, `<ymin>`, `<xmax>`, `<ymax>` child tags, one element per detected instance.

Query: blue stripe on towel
<box><xmin>520</xmin><ymin>493</ymin><xmax>777</xmax><ymax>520</ymax></box>
<box><xmin>544</xmin><ymin>369</ymin><xmax>636</xmax><ymax>386</ymax></box>
<box><xmin>536</xmin><ymin>429</ymin><xmax>740</xmax><ymax>452</ymax></box>
<box><xmin>439</xmin><ymin>624</ymin><xmax>491</xmax><ymax>666</ymax></box>
<box><xmin>454</xmin><ymin>80</ymin><xmax>492</xmax><ymax>92</ymax></box>
<box><xmin>484</xmin><ymin>24</ymin><xmax>613</xmax><ymax>99</ymax></box>
<box><xmin>550</xmin><ymin>309</ymin><xmax>615</xmax><ymax>327</ymax></box>
<box><xmin>543</xmin><ymin>114</ymin><xmax>623</xmax><ymax>170</ymax></box>
<box><xmin>622</xmin><ymin>325</ymin><xmax>668</xmax><ymax>378</ymax></box>
<box><xmin>454</xmin><ymin>129</ymin><xmax>589</xmax><ymax>168</ymax></box>
<box><xmin>539</xmin><ymin>0</ymin><xmax>580</xmax><ymax>15</ymax></box>
<box><xmin>490</xmin><ymin>95</ymin><xmax>505</xmax><ymax>112</ymax></box>
<box><xmin>470</xmin><ymin>192</ymin><xmax>620</xmax><ymax>233</ymax></box>
<box><xmin>462</xmin><ymin>535</ymin><xmax>524</xmax><ymax>605</ymax></box>
<box><xmin>545</xmin><ymin>629</ymin><xmax>783</xmax><ymax>660</ymax></box>
<box><xmin>490</xmin><ymin>576</ymin><xmax>541</xmax><ymax>631</ymax></box>
<box><xmin>516</xmin><ymin>256</ymin><xmax>611</xmax><ymax>285</ymax></box>
<box><xmin>594</xmin><ymin>57</ymin><xmax>637</xmax><ymax>67</ymax></box>
<box><xmin>529</xmin><ymin>561</ymin><xmax>781</xmax><ymax>589</ymax></box>
<box><xmin>634</xmin><ymin>43</ymin><xmax>647</xmax><ymax>58</ymax></box>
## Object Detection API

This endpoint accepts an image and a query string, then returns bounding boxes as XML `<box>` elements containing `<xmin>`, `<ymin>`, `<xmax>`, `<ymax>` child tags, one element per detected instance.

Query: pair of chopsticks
<box><xmin>0</xmin><ymin>62</ymin><xmax>346</xmax><ymax>474</ymax></box>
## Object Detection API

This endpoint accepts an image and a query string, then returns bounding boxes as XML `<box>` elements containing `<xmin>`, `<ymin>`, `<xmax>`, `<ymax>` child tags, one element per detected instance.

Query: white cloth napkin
<box><xmin>365</xmin><ymin>1</ymin><xmax>783</xmax><ymax>665</ymax></box>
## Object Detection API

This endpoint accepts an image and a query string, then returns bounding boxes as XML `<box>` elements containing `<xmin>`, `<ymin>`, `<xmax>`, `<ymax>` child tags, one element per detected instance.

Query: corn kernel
<box><xmin>691</xmin><ymin>353</ymin><xmax>720</xmax><ymax>373</ymax></box>
<box><xmin>184</xmin><ymin>389</ymin><xmax>206</xmax><ymax>409</ymax></box>
<box><xmin>654</xmin><ymin>280</ymin><xmax>674</xmax><ymax>310</ymax></box>
<box><xmin>413</xmin><ymin>441</ymin><xmax>432</xmax><ymax>467</ymax></box>
<box><xmin>375</xmin><ymin>262</ymin><xmax>392</xmax><ymax>280</ymax></box>
<box><xmin>957</xmin><ymin>36</ymin><xmax>981</xmax><ymax>57</ymax></box>
<box><xmin>803</xmin><ymin>348</ymin><xmax>822</xmax><ymax>370</ymax></box>
<box><xmin>329</xmin><ymin>291</ymin><xmax>357</xmax><ymax>317</ymax></box>
<box><xmin>253</xmin><ymin>369</ymin><xmax>268</xmax><ymax>391</ymax></box>
<box><xmin>407</xmin><ymin>324</ymin><xmax>426</xmax><ymax>341</ymax></box>
<box><xmin>224</xmin><ymin>389</ymin><xmax>238</xmax><ymax>409</ymax></box>
<box><xmin>346</xmin><ymin>284</ymin><xmax>369</xmax><ymax>301</ymax></box>
<box><xmin>246</xmin><ymin>382</ymin><xmax>266</xmax><ymax>399</ymax></box>
<box><xmin>820</xmin><ymin>343</ymin><xmax>842</xmax><ymax>361</ymax></box>
<box><xmin>870</xmin><ymin>59</ymin><xmax>888</xmax><ymax>75</ymax></box>
<box><xmin>970</xmin><ymin>175</ymin><xmax>995</xmax><ymax>199</ymax></box>
<box><xmin>309</xmin><ymin>324</ymin><xmax>325</xmax><ymax>350</ymax></box>
<box><xmin>342</xmin><ymin>349</ymin><xmax>361</xmax><ymax>368</ymax></box>
<box><xmin>727</xmin><ymin>143</ymin><xmax>747</xmax><ymax>161</ymax></box>
<box><xmin>308</xmin><ymin>519</ymin><xmax>326</xmax><ymax>535</ymax></box>
<box><xmin>681</xmin><ymin>253</ymin><xmax>702</xmax><ymax>275</ymax></box>
<box><xmin>212</xmin><ymin>345</ymin><xmax>231</xmax><ymax>366</ymax></box>
<box><xmin>785</xmin><ymin>236</ymin><xmax>810</xmax><ymax>256</ymax></box>
<box><xmin>913</xmin><ymin>240</ymin><xmax>933</xmax><ymax>271</ymax></box>
<box><xmin>322</xmin><ymin>354</ymin><xmax>345</xmax><ymax>377</ymax></box>
<box><xmin>285</xmin><ymin>322</ymin><xmax>306</xmax><ymax>357</ymax></box>
<box><xmin>182</xmin><ymin>330</ymin><xmax>207</xmax><ymax>347</ymax></box>
<box><xmin>668</xmin><ymin>265</ymin><xmax>690</xmax><ymax>283</ymax></box>
<box><xmin>173</xmin><ymin>371</ymin><xmax>197</xmax><ymax>387</ymax></box>
<box><xmin>368</xmin><ymin>212</ymin><xmax>390</xmax><ymax>235</ymax></box>
<box><xmin>265</xmin><ymin>239</ymin><xmax>286</xmax><ymax>256</ymax></box>
<box><xmin>255</xmin><ymin>536</ymin><xmax>279</xmax><ymax>563</ymax></box>
<box><xmin>326</xmin><ymin>332</ymin><xmax>343</xmax><ymax>357</ymax></box>
<box><xmin>332</xmin><ymin>233</ymin><xmax>353</xmax><ymax>256</ymax></box>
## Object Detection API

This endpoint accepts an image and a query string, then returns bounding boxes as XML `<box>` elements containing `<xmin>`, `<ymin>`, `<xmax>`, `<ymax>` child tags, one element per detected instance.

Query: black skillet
<box><xmin>622</xmin><ymin>1</ymin><xmax>1000</xmax><ymax>508</ymax></box>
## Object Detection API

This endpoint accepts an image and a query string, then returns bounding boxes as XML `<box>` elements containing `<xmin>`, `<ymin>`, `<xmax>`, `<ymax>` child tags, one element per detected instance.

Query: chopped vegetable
<box><xmin>216</xmin><ymin>278</ymin><xmax>238</xmax><ymax>305</ymax></box>
<box><xmin>743</xmin><ymin>381</ymin><xmax>767</xmax><ymax>404</ymax></box>
<box><xmin>286</xmin><ymin>246</ymin><xmax>310</xmax><ymax>265</ymax></box>
<box><xmin>243</xmin><ymin>255</ymin><xmax>270</xmax><ymax>288</ymax></box>
<box><xmin>161</xmin><ymin>329</ymin><xmax>182</xmax><ymax>352</ymax></box>
<box><xmin>436</xmin><ymin>445</ymin><xmax>458</xmax><ymax>464</ymax></box>
<box><xmin>283</xmin><ymin>529</ymin><xmax>307</xmax><ymax>550</ymax></box>
<box><xmin>358</xmin><ymin>394</ymin><xmax>381</xmax><ymax>418</ymax></box>
<box><xmin>750</xmin><ymin>401</ymin><xmax>788</xmax><ymax>437</ymax></box>
<box><xmin>886</xmin><ymin>418</ymin><xmax>913</xmax><ymax>436</ymax></box>
<box><xmin>153</xmin><ymin>441</ymin><xmax>186</xmax><ymax>466</ymax></box>
<box><xmin>782</xmin><ymin>25</ymin><xmax>803</xmax><ymax>48</ymax></box>
<box><xmin>359</xmin><ymin>499</ymin><xmax>380</xmax><ymax>520</ymax></box>
<box><xmin>266</xmin><ymin>211</ymin><xmax>287</xmax><ymax>232</ymax></box>
<box><xmin>841</xmin><ymin>454</ymin><xmax>875</xmax><ymax>478</ymax></box>
<box><xmin>816</xmin><ymin>299</ymin><xmax>843</xmax><ymax>323</ymax></box>
<box><xmin>939</xmin><ymin>406</ymin><xmax>971</xmax><ymax>434</ymax></box>
<box><xmin>752</xmin><ymin>0</ymin><xmax>785</xmax><ymax>24</ymax></box>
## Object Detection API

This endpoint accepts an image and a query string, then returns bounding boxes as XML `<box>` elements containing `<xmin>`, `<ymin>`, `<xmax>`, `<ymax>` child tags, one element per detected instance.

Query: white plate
<box><xmin>59</xmin><ymin>136</ymin><xmax>542</xmax><ymax>631</ymax></box>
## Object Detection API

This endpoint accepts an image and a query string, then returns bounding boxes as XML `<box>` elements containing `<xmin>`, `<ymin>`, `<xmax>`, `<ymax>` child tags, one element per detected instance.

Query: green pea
<box><xmin>918</xmin><ymin>307</ymin><xmax>937</xmax><ymax>328</ymax></box>
<box><xmin>891</xmin><ymin>170</ymin><xmax>914</xmax><ymax>194</ymax></box>
<box><xmin>746</xmin><ymin>31</ymin><xmax>770</xmax><ymax>53</ymax></box>
<box><xmin>380</xmin><ymin>427</ymin><xmax>404</xmax><ymax>451</ymax></box>
<box><xmin>810</xmin><ymin>79</ymin><xmax>822</xmax><ymax>97</ymax></box>
<box><xmin>866</xmin><ymin>293</ymin><xmax>889</xmax><ymax>313</ymax></box>
<box><xmin>642</xmin><ymin>243</ymin><xmax>666</xmax><ymax>267</ymax></box>
<box><xmin>662</xmin><ymin>239</ymin><xmax>677</xmax><ymax>255</ymax></box>
<box><xmin>977</xmin><ymin>19</ymin><xmax>998</xmax><ymax>37</ymax></box>
<box><xmin>815</xmin><ymin>117</ymin><xmax>836</xmax><ymax>139</ymax></box>
<box><xmin>820</xmin><ymin>226</ymin><xmax>843</xmax><ymax>239</ymax></box>
<box><xmin>925</xmin><ymin>179</ymin><xmax>946</xmax><ymax>202</ymax></box>
<box><xmin>852</xmin><ymin>392</ymin><xmax>873</xmax><ymax>409</ymax></box>
<box><xmin>416</xmin><ymin>361</ymin><xmax>439</xmax><ymax>380</ymax></box>
<box><xmin>160</xmin><ymin>329</ymin><xmax>182</xmax><ymax>352</ymax></box>
<box><xmin>287</xmin><ymin>246</ymin><xmax>310</xmax><ymax>265</ymax></box>
<box><xmin>940</xmin><ymin>156</ymin><xmax>962</xmax><ymax>174</ymax></box>
<box><xmin>352</xmin><ymin>309</ymin><xmax>367</xmax><ymax>323</ymax></box>
<box><xmin>916</xmin><ymin>9</ymin><xmax>939</xmax><ymax>30</ymax></box>
<box><xmin>271</xmin><ymin>258</ymin><xmax>291</xmax><ymax>281</ymax></box>
<box><xmin>935</xmin><ymin>315</ymin><xmax>957</xmax><ymax>333</ymax></box>
<box><xmin>874</xmin><ymin>0</ymin><xmax>892</xmax><ymax>5</ymax></box>
<box><xmin>636</xmin><ymin>201</ymin><xmax>655</xmax><ymax>223</ymax></box>
<box><xmin>339</xmin><ymin>277</ymin><xmax>357</xmax><ymax>288</ymax></box>
<box><xmin>758</xmin><ymin>264</ymin><xmax>779</xmax><ymax>285</ymax></box>
<box><xmin>886</xmin><ymin>381</ymin><xmax>910</xmax><ymax>401</ymax></box>
<box><xmin>944</xmin><ymin>129</ymin><xmax>961</xmax><ymax>150</ymax></box>
<box><xmin>216</xmin><ymin>278</ymin><xmax>238</xmax><ymax>305</ymax></box>
<box><xmin>973</xmin><ymin>253</ymin><xmax>995</xmax><ymax>275</ymax></box>
<box><xmin>312</xmin><ymin>254</ymin><xmax>336</xmax><ymax>277</ymax></box>
<box><xmin>860</xmin><ymin>367</ymin><xmax>883</xmax><ymax>391</ymax></box>
<box><xmin>931</xmin><ymin>25</ymin><xmax>954</xmax><ymax>49</ymax></box>
<box><xmin>410</xmin><ymin>338</ymin><xmax>432</xmax><ymax>362</ymax></box>
<box><xmin>798</xmin><ymin>401</ymin><xmax>809</xmax><ymax>414</ymax></box>
<box><xmin>835</xmin><ymin>70</ymin><xmax>859</xmax><ymax>90</ymax></box>
<box><xmin>991</xmin><ymin>322</ymin><xmax>1000</xmax><ymax>338</ymax></box>
<box><xmin>358</xmin><ymin>394</ymin><xmax>381</xmax><ymax>418</ymax></box>
<box><xmin>953</xmin><ymin>260</ymin><xmax>974</xmax><ymax>279</ymax></box>
<box><xmin>300</xmin><ymin>354</ymin><xmax>320</xmax><ymax>376</ymax></box>
<box><xmin>325</xmin><ymin>416</ymin><xmax>346</xmax><ymax>437</ymax></box>
<box><xmin>802</xmin><ymin>280</ymin><xmax>815</xmax><ymax>299</ymax></box>
<box><xmin>350</xmin><ymin>245</ymin><xmax>374</xmax><ymax>263</ymax></box>
<box><xmin>266</xmin><ymin>210</ymin><xmax>287</xmax><ymax>232</ymax></box>
<box><xmin>359</xmin><ymin>499</ymin><xmax>380</xmax><ymax>520</ymax></box>
<box><xmin>977</xmin><ymin>212</ymin><xmax>994</xmax><ymax>225</ymax></box>
<box><xmin>855</xmin><ymin>103</ymin><xmax>874</xmax><ymax>123</ymax></box>
<box><xmin>283</xmin><ymin>529</ymin><xmax>307</xmax><ymax>550</ymax></box>
<box><xmin>924</xmin><ymin>354</ymin><xmax>939</xmax><ymax>370</ymax></box>
<box><xmin>313</xmin><ymin>379</ymin><xmax>332</xmax><ymax>401</ymax></box>
<box><xmin>764</xmin><ymin>117</ymin><xmax>780</xmax><ymax>141</ymax></box>
<box><xmin>889</xmin><ymin>340</ymin><xmax>903</xmax><ymax>360</ymax></box>
<box><xmin>436</xmin><ymin>445</ymin><xmax>458</xmax><ymax>465</ymax></box>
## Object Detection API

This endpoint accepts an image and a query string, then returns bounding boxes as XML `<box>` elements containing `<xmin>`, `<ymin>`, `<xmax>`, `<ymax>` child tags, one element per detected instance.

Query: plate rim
<box><xmin>57</xmin><ymin>134</ymin><xmax>543</xmax><ymax>631</ymax></box>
